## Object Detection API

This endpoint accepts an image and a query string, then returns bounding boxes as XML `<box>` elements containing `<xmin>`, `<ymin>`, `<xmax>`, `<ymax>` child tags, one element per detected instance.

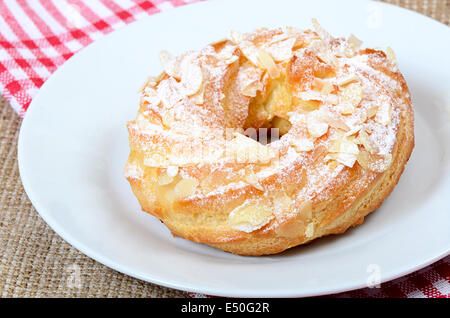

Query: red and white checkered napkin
<box><xmin>0</xmin><ymin>0</ymin><xmax>448</xmax><ymax>298</ymax></box>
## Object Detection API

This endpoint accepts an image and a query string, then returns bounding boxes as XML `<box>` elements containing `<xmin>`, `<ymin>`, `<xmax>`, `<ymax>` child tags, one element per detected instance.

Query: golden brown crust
<box><xmin>125</xmin><ymin>23</ymin><xmax>414</xmax><ymax>255</ymax></box>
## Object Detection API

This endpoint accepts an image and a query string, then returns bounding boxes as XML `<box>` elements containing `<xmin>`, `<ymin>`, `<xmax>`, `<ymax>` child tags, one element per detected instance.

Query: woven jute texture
<box><xmin>0</xmin><ymin>0</ymin><xmax>449</xmax><ymax>298</ymax></box>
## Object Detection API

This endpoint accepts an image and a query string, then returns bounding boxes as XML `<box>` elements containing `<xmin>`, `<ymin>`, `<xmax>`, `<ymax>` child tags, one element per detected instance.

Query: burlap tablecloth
<box><xmin>0</xmin><ymin>0</ymin><xmax>448</xmax><ymax>298</ymax></box>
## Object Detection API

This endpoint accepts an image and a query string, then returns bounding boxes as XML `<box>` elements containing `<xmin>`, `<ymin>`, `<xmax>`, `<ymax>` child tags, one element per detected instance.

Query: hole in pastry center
<box><xmin>243</xmin><ymin>76</ymin><xmax>292</xmax><ymax>144</ymax></box>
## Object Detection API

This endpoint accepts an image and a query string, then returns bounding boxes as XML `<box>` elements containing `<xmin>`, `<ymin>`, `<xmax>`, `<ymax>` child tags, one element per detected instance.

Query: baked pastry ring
<box><xmin>125</xmin><ymin>20</ymin><xmax>414</xmax><ymax>255</ymax></box>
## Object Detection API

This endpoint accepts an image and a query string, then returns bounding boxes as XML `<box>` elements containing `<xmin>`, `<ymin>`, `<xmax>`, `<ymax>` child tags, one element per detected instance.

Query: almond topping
<box><xmin>245</xmin><ymin>171</ymin><xmax>264</xmax><ymax>191</ymax></box>
<box><xmin>173</xmin><ymin>178</ymin><xmax>199</xmax><ymax>199</ymax></box>
<box><xmin>321</xmin><ymin>114</ymin><xmax>350</xmax><ymax>131</ymax></box>
<box><xmin>321</xmin><ymin>81</ymin><xmax>334</xmax><ymax>95</ymax></box>
<box><xmin>161</xmin><ymin>110</ymin><xmax>174</xmax><ymax>128</ymax></box>
<box><xmin>357</xmin><ymin>150</ymin><xmax>392</xmax><ymax>172</ymax></box>
<box><xmin>228</xmin><ymin>202</ymin><xmax>273</xmax><ymax>233</ymax></box>
<box><xmin>159</xmin><ymin>50</ymin><xmax>180</xmax><ymax>79</ymax></box>
<box><xmin>325</xmin><ymin>152</ymin><xmax>357</xmax><ymax>168</ymax></box>
<box><xmin>257</xmin><ymin>49</ymin><xmax>280</xmax><ymax>78</ymax></box>
<box><xmin>341</xmin><ymin>82</ymin><xmax>363</xmax><ymax>107</ymax></box>
<box><xmin>297</xmin><ymin>99</ymin><xmax>321</xmax><ymax>112</ymax></box>
<box><xmin>158</xmin><ymin>173</ymin><xmax>174</xmax><ymax>186</ymax></box>
<box><xmin>291</xmin><ymin>137</ymin><xmax>314</xmax><ymax>152</ymax></box>
<box><xmin>375</xmin><ymin>101</ymin><xmax>392</xmax><ymax>126</ymax></box>
<box><xmin>348</xmin><ymin>34</ymin><xmax>363</xmax><ymax>50</ymax></box>
<box><xmin>305</xmin><ymin>222</ymin><xmax>315</xmax><ymax>238</ymax></box>
<box><xmin>337</xmin><ymin>75</ymin><xmax>359</xmax><ymax>87</ymax></box>
<box><xmin>143</xmin><ymin>88</ymin><xmax>161</xmax><ymax>106</ymax></box>
<box><xmin>230</xmin><ymin>30</ymin><xmax>245</xmax><ymax>43</ymax></box>
<box><xmin>166</xmin><ymin>166</ymin><xmax>179</xmax><ymax>177</ymax></box>
<box><xmin>265</xmin><ymin>37</ymin><xmax>296</xmax><ymax>62</ymax></box>
<box><xmin>274</xmin><ymin>194</ymin><xmax>294</xmax><ymax>215</ymax></box>
<box><xmin>385</xmin><ymin>46</ymin><xmax>397</xmax><ymax>64</ymax></box>
<box><xmin>307</xmin><ymin>111</ymin><xmax>329</xmax><ymax>137</ymax></box>
<box><xmin>328</xmin><ymin>137</ymin><xmax>359</xmax><ymax>155</ymax></box>
<box><xmin>356</xmin><ymin>129</ymin><xmax>379</xmax><ymax>154</ymax></box>
<box><xmin>336</xmin><ymin>102</ymin><xmax>355</xmax><ymax>115</ymax></box>
<box><xmin>366</xmin><ymin>106</ymin><xmax>379</xmax><ymax>118</ymax></box>
<box><xmin>275</xmin><ymin>200</ymin><xmax>311</xmax><ymax>238</ymax></box>
<box><xmin>180</xmin><ymin>58</ymin><xmax>203</xmax><ymax>96</ymax></box>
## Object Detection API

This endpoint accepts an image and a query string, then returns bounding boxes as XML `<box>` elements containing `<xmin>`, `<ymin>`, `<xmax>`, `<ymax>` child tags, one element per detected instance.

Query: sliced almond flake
<box><xmin>174</xmin><ymin>178</ymin><xmax>199</xmax><ymax>200</ymax></box>
<box><xmin>317</xmin><ymin>51</ymin><xmax>338</xmax><ymax>68</ymax></box>
<box><xmin>230</xmin><ymin>30</ymin><xmax>245</xmax><ymax>43</ymax></box>
<box><xmin>298</xmin><ymin>90</ymin><xmax>323</xmax><ymax>101</ymax></box>
<box><xmin>366</xmin><ymin>106</ymin><xmax>379</xmax><ymax>118</ymax></box>
<box><xmin>296</xmin><ymin>99</ymin><xmax>321</xmax><ymax>112</ymax></box>
<box><xmin>285</xmin><ymin>26</ymin><xmax>301</xmax><ymax>34</ymax></box>
<box><xmin>143</xmin><ymin>89</ymin><xmax>161</xmax><ymax>106</ymax></box>
<box><xmin>357</xmin><ymin>151</ymin><xmax>392</xmax><ymax>172</ymax></box>
<box><xmin>159</xmin><ymin>50</ymin><xmax>180</xmax><ymax>79</ymax></box>
<box><xmin>297</xmin><ymin>200</ymin><xmax>313</xmax><ymax>221</ymax></box>
<box><xmin>166</xmin><ymin>166</ymin><xmax>179</xmax><ymax>177</ymax></box>
<box><xmin>238</xmin><ymin>63</ymin><xmax>264</xmax><ymax>97</ymax></box>
<box><xmin>305</xmin><ymin>222</ymin><xmax>315</xmax><ymax>238</ymax></box>
<box><xmin>268</xmin><ymin>32</ymin><xmax>292</xmax><ymax>43</ymax></box>
<box><xmin>217</xmin><ymin>44</ymin><xmax>238</xmax><ymax>62</ymax></box>
<box><xmin>344</xmin><ymin>125</ymin><xmax>362</xmax><ymax>136</ymax></box>
<box><xmin>326</xmin><ymin>94</ymin><xmax>339</xmax><ymax>105</ymax></box>
<box><xmin>336</xmin><ymin>102</ymin><xmax>355</xmax><ymax>115</ymax></box>
<box><xmin>158</xmin><ymin>173</ymin><xmax>174</xmax><ymax>186</ymax></box>
<box><xmin>265</xmin><ymin>37</ymin><xmax>296</xmax><ymax>62</ymax></box>
<box><xmin>238</xmin><ymin>42</ymin><xmax>260</xmax><ymax>66</ymax></box>
<box><xmin>337</xmin><ymin>75</ymin><xmax>359</xmax><ymax>87</ymax></box>
<box><xmin>307</xmin><ymin>111</ymin><xmax>329</xmax><ymax>138</ymax></box>
<box><xmin>242</xmin><ymin>81</ymin><xmax>263</xmax><ymax>97</ymax></box>
<box><xmin>245</xmin><ymin>172</ymin><xmax>264</xmax><ymax>191</ymax></box>
<box><xmin>291</xmin><ymin>138</ymin><xmax>314</xmax><ymax>152</ymax></box>
<box><xmin>161</xmin><ymin>110</ymin><xmax>174</xmax><ymax>128</ymax></box>
<box><xmin>375</xmin><ymin>101</ymin><xmax>392</xmax><ymax>126</ymax></box>
<box><xmin>311</xmin><ymin>144</ymin><xmax>328</xmax><ymax>163</ymax></box>
<box><xmin>356</xmin><ymin>129</ymin><xmax>379</xmax><ymax>154</ymax></box>
<box><xmin>321</xmin><ymin>114</ymin><xmax>350</xmax><ymax>131</ymax></box>
<box><xmin>157</xmin><ymin>77</ymin><xmax>183</xmax><ymax>108</ymax></box>
<box><xmin>357</xmin><ymin>111</ymin><xmax>368</xmax><ymax>124</ymax></box>
<box><xmin>257</xmin><ymin>49</ymin><xmax>281</xmax><ymax>78</ymax></box>
<box><xmin>340</xmin><ymin>82</ymin><xmax>363</xmax><ymax>107</ymax></box>
<box><xmin>343</xmin><ymin>46</ymin><xmax>356</xmax><ymax>58</ymax></box>
<box><xmin>228</xmin><ymin>202</ymin><xmax>273</xmax><ymax>233</ymax></box>
<box><xmin>143</xmin><ymin>74</ymin><xmax>164</xmax><ymax>92</ymax></box>
<box><xmin>385</xmin><ymin>46</ymin><xmax>397</xmax><ymax>64</ymax></box>
<box><xmin>326</xmin><ymin>152</ymin><xmax>357</xmax><ymax>168</ymax></box>
<box><xmin>138</xmin><ymin>77</ymin><xmax>151</xmax><ymax>93</ymax></box>
<box><xmin>191</xmin><ymin>84</ymin><xmax>204</xmax><ymax>105</ymax></box>
<box><xmin>275</xmin><ymin>200</ymin><xmax>311</xmax><ymax>238</ymax></box>
<box><xmin>328</xmin><ymin>137</ymin><xmax>359</xmax><ymax>155</ymax></box>
<box><xmin>180</xmin><ymin>58</ymin><xmax>203</xmax><ymax>96</ymax></box>
<box><xmin>312</xmin><ymin>78</ymin><xmax>323</xmax><ymax>91</ymax></box>
<box><xmin>321</xmin><ymin>80</ymin><xmax>334</xmax><ymax>95</ymax></box>
<box><xmin>311</xmin><ymin>18</ymin><xmax>331</xmax><ymax>40</ymax></box>
<box><xmin>348</xmin><ymin>34</ymin><xmax>363</xmax><ymax>50</ymax></box>
<box><xmin>274</xmin><ymin>194</ymin><xmax>294</xmax><ymax>216</ymax></box>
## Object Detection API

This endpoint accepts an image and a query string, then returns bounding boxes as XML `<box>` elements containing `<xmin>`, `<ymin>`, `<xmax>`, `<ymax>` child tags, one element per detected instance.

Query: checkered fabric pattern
<box><xmin>0</xmin><ymin>0</ymin><xmax>199</xmax><ymax>116</ymax></box>
<box><xmin>0</xmin><ymin>0</ymin><xmax>448</xmax><ymax>298</ymax></box>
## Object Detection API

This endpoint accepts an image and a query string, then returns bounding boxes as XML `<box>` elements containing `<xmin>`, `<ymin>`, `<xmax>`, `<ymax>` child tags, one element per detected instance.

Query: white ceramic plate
<box><xmin>18</xmin><ymin>0</ymin><xmax>450</xmax><ymax>297</ymax></box>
